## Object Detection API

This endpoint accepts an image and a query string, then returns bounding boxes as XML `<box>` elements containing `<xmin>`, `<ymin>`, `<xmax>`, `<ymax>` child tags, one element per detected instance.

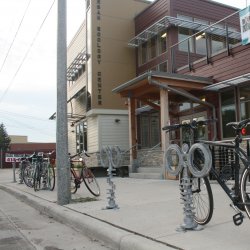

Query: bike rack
<box><xmin>100</xmin><ymin>146</ymin><xmax>119</xmax><ymax>209</ymax></box>
<box><xmin>165</xmin><ymin>143</ymin><xmax>212</xmax><ymax>232</ymax></box>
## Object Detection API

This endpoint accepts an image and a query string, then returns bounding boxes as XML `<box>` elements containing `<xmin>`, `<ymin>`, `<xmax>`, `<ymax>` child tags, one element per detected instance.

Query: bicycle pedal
<box><xmin>233</xmin><ymin>212</ymin><xmax>244</xmax><ymax>226</ymax></box>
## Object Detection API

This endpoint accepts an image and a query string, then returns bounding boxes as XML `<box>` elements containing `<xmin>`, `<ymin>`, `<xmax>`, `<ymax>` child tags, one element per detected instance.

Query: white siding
<box><xmin>87</xmin><ymin>116</ymin><xmax>98</xmax><ymax>152</ymax></box>
<box><xmin>99</xmin><ymin>115</ymin><xmax>129</xmax><ymax>151</ymax></box>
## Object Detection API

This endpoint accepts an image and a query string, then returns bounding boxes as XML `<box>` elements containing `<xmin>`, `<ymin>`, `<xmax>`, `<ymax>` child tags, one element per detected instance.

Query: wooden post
<box><xmin>160</xmin><ymin>89</ymin><xmax>170</xmax><ymax>179</ymax></box>
<box><xmin>128</xmin><ymin>97</ymin><xmax>137</xmax><ymax>173</ymax></box>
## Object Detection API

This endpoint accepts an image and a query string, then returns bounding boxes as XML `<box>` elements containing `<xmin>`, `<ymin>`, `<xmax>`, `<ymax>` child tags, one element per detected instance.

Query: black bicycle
<box><xmin>163</xmin><ymin>118</ymin><xmax>250</xmax><ymax>226</ymax></box>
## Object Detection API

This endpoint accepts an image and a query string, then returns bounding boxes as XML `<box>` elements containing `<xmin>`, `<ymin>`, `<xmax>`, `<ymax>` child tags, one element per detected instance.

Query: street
<box><xmin>0</xmin><ymin>189</ymin><xmax>112</xmax><ymax>250</ymax></box>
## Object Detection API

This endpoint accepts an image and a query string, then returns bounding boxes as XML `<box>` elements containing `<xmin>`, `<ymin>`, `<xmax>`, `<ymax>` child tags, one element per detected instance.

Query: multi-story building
<box><xmin>113</xmin><ymin>0</ymin><xmax>250</xmax><ymax>178</ymax></box>
<box><xmin>66</xmin><ymin>0</ymin><xmax>150</xmax><ymax>166</ymax></box>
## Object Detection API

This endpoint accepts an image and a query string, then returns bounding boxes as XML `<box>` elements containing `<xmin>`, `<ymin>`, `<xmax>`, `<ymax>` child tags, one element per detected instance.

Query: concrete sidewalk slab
<box><xmin>0</xmin><ymin>169</ymin><xmax>250</xmax><ymax>250</ymax></box>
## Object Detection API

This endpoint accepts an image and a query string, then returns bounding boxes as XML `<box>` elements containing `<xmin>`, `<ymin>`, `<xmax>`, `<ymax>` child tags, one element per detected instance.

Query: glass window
<box><xmin>159</xmin><ymin>30</ymin><xmax>167</xmax><ymax>53</ymax></box>
<box><xmin>159</xmin><ymin>61</ymin><xmax>168</xmax><ymax>72</ymax></box>
<box><xmin>178</xmin><ymin>27</ymin><xmax>194</xmax><ymax>53</ymax></box>
<box><xmin>140</xmin><ymin>42</ymin><xmax>147</xmax><ymax>65</ymax></box>
<box><xmin>221</xmin><ymin>90</ymin><xmax>236</xmax><ymax>138</ymax></box>
<box><xmin>195</xmin><ymin>32</ymin><xmax>206</xmax><ymax>55</ymax></box>
<box><xmin>179</xmin><ymin>102</ymin><xmax>191</xmax><ymax>111</ymax></box>
<box><xmin>240</xmin><ymin>85</ymin><xmax>250</xmax><ymax>120</ymax></box>
<box><xmin>211</xmin><ymin>35</ymin><xmax>226</xmax><ymax>54</ymax></box>
<box><xmin>140</xmin><ymin>113</ymin><xmax>160</xmax><ymax>148</ymax></box>
<box><xmin>149</xmin><ymin>36</ymin><xmax>157</xmax><ymax>59</ymax></box>
<box><xmin>76</xmin><ymin>121</ymin><xmax>87</xmax><ymax>153</ymax></box>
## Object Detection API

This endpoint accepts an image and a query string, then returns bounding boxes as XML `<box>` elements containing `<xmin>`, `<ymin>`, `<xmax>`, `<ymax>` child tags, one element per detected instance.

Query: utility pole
<box><xmin>57</xmin><ymin>0</ymin><xmax>70</xmax><ymax>205</ymax></box>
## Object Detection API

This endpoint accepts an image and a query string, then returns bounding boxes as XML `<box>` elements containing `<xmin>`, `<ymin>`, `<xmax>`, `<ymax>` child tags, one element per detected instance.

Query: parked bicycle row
<box><xmin>16</xmin><ymin>150</ymin><xmax>100</xmax><ymax>197</ymax></box>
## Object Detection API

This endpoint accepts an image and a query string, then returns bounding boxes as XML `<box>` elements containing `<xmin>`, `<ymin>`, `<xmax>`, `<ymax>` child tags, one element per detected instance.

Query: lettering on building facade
<box><xmin>96</xmin><ymin>0</ymin><xmax>102</xmax><ymax>105</ymax></box>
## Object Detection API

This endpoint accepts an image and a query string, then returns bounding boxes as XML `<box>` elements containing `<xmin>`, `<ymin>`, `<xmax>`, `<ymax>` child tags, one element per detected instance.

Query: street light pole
<box><xmin>57</xmin><ymin>0</ymin><xmax>70</xmax><ymax>205</ymax></box>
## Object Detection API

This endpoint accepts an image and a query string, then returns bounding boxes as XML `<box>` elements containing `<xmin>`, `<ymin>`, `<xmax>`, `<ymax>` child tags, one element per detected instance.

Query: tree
<box><xmin>0</xmin><ymin>123</ymin><xmax>11</xmax><ymax>151</ymax></box>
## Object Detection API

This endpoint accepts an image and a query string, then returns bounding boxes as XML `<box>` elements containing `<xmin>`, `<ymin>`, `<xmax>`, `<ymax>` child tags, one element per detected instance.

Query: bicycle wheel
<box><xmin>23</xmin><ymin>162</ymin><xmax>34</xmax><ymax>188</ymax></box>
<box><xmin>33</xmin><ymin>164</ymin><xmax>41</xmax><ymax>192</ymax></box>
<box><xmin>47</xmin><ymin>164</ymin><xmax>55</xmax><ymax>191</ymax></box>
<box><xmin>82</xmin><ymin>167</ymin><xmax>100</xmax><ymax>196</ymax></box>
<box><xmin>240</xmin><ymin>167</ymin><xmax>250</xmax><ymax>218</ymax></box>
<box><xmin>70</xmin><ymin>170</ymin><xmax>78</xmax><ymax>194</ymax></box>
<box><xmin>180</xmin><ymin>170</ymin><xmax>214</xmax><ymax>225</ymax></box>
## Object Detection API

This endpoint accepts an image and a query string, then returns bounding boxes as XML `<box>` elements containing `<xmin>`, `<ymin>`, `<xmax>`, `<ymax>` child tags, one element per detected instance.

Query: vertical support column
<box><xmin>160</xmin><ymin>89</ymin><xmax>169</xmax><ymax>179</ymax></box>
<box><xmin>128</xmin><ymin>97</ymin><xmax>137</xmax><ymax>173</ymax></box>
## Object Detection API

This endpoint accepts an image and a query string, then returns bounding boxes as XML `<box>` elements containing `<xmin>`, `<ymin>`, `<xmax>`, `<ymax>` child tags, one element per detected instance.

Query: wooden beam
<box><xmin>138</xmin><ymin>99</ymin><xmax>160</xmax><ymax>111</ymax></box>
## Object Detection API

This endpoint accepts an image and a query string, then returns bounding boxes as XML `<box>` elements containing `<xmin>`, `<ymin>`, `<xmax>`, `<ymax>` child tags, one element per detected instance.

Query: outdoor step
<box><xmin>137</xmin><ymin>167</ymin><xmax>162</xmax><ymax>173</ymax></box>
<box><xmin>129</xmin><ymin>172</ymin><xmax>163</xmax><ymax>179</ymax></box>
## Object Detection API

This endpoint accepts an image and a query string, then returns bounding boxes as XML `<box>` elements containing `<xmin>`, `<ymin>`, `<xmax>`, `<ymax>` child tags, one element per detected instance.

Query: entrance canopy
<box><xmin>113</xmin><ymin>71</ymin><xmax>213</xmax><ymax>104</ymax></box>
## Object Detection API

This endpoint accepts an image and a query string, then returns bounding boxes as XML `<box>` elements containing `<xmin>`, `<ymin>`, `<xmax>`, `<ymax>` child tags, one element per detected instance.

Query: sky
<box><xmin>0</xmin><ymin>0</ymin><xmax>248</xmax><ymax>143</ymax></box>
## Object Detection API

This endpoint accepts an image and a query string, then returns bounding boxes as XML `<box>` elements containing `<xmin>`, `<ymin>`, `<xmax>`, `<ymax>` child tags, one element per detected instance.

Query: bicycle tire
<box><xmin>82</xmin><ymin>167</ymin><xmax>100</xmax><ymax>196</ymax></box>
<box><xmin>70</xmin><ymin>169</ymin><xmax>78</xmax><ymax>194</ymax></box>
<box><xmin>22</xmin><ymin>162</ymin><xmax>34</xmax><ymax>188</ymax></box>
<box><xmin>240</xmin><ymin>167</ymin><xmax>250</xmax><ymax>218</ymax></box>
<box><xmin>164</xmin><ymin>144</ymin><xmax>183</xmax><ymax>176</ymax></box>
<box><xmin>47</xmin><ymin>164</ymin><xmax>55</xmax><ymax>191</ymax></box>
<box><xmin>180</xmin><ymin>170</ymin><xmax>214</xmax><ymax>225</ymax></box>
<box><xmin>33</xmin><ymin>164</ymin><xmax>41</xmax><ymax>192</ymax></box>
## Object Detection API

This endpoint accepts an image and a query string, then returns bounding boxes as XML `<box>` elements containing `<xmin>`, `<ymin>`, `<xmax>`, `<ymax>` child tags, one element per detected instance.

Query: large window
<box><xmin>76</xmin><ymin>121</ymin><xmax>87</xmax><ymax>153</ymax></box>
<box><xmin>139</xmin><ymin>113</ymin><xmax>160</xmax><ymax>148</ymax></box>
<box><xmin>159</xmin><ymin>30</ymin><xmax>167</xmax><ymax>53</ymax></box>
<box><xmin>178</xmin><ymin>27</ymin><xmax>194</xmax><ymax>53</ymax></box>
<box><xmin>221</xmin><ymin>90</ymin><xmax>236</xmax><ymax>138</ymax></box>
<box><xmin>149</xmin><ymin>36</ymin><xmax>157</xmax><ymax>59</ymax></box>
<box><xmin>240</xmin><ymin>85</ymin><xmax>250</xmax><ymax>120</ymax></box>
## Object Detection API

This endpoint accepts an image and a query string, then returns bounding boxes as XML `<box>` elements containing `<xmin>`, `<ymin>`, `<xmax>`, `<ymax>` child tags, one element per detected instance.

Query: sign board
<box><xmin>240</xmin><ymin>6</ymin><xmax>250</xmax><ymax>45</ymax></box>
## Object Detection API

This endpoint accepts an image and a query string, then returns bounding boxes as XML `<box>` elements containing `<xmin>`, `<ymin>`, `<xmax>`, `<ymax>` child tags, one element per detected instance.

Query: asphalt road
<box><xmin>0</xmin><ymin>189</ymin><xmax>113</xmax><ymax>250</ymax></box>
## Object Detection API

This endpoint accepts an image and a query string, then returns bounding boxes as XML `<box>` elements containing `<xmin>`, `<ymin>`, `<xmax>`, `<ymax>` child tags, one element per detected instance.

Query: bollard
<box><xmin>12</xmin><ymin>160</ymin><xmax>17</xmax><ymax>183</ymax></box>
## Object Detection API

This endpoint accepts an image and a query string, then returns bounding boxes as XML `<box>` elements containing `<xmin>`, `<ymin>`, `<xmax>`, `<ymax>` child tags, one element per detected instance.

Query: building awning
<box><xmin>128</xmin><ymin>15</ymin><xmax>241</xmax><ymax>47</ymax></box>
<box><xmin>204</xmin><ymin>73</ymin><xmax>250</xmax><ymax>91</ymax></box>
<box><xmin>49</xmin><ymin>87</ymin><xmax>86</xmax><ymax>123</ymax></box>
<box><xmin>67</xmin><ymin>52</ymin><xmax>88</xmax><ymax>81</ymax></box>
<box><xmin>113</xmin><ymin>71</ymin><xmax>213</xmax><ymax>99</ymax></box>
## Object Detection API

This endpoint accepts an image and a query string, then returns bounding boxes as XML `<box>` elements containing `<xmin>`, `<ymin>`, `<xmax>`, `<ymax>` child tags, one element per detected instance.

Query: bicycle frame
<box><xmin>202</xmin><ymin>139</ymin><xmax>249</xmax><ymax>205</ymax></box>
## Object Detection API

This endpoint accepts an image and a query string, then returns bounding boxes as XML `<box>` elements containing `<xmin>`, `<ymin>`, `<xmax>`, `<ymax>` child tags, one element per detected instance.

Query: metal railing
<box><xmin>170</xmin><ymin>10</ymin><xmax>242</xmax><ymax>73</ymax></box>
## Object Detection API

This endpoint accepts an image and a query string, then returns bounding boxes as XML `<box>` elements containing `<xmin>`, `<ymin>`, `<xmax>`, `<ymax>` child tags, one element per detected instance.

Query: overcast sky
<box><xmin>0</xmin><ymin>0</ymin><xmax>248</xmax><ymax>143</ymax></box>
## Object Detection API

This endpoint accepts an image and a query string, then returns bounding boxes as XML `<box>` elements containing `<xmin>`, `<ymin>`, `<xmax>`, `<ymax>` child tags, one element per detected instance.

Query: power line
<box><xmin>0</xmin><ymin>109</ymin><xmax>53</xmax><ymax>122</ymax></box>
<box><xmin>0</xmin><ymin>0</ymin><xmax>56</xmax><ymax>104</ymax></box>
<box><xmin>0</xmin><ymin>0</ymin><xmax>32</xmax><ymax>73</ymax></box>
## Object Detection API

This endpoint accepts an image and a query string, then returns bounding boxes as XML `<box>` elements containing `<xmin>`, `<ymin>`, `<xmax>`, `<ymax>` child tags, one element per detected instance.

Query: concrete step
<box><xmin>137</xmin><ymin>167</ymin><xmax>162</xmax><ymax>173</ymax></box>
<box><xmin>129</xmin><ymin>172</ymin><xmax>163</xmax><ymax>179</ymax></box>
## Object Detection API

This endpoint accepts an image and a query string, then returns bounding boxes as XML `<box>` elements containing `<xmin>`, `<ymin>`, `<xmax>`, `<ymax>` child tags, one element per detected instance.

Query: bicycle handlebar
<box><xmin>226</xmin><ymin>118</ymin><xmax>250</xmax><ymax>131</ymax></box>
<box><xmin>69</xmin><ymin>150</ymin><xmax>90</xmax><ymax>160</ymax></box>
<box><xmin>162</xmin><ymin>119</ymin><xmax>217</xmax><ymax>133</ymax></box>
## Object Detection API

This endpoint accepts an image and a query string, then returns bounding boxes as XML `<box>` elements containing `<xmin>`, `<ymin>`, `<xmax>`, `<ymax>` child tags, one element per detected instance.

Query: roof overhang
<box><xmin>204</xmin><ymin>73</ymin><xmax>250</xmax><ymax>91</ymax></box>
<box><xmin>128</xmin><ymin>16</ymin><xmax>241</xmax><ymax>47</ymax></box>
<box><xmin>112</xmin><ymin>71</ymin><xmax>213</xmax><ymax>99</ymax></box>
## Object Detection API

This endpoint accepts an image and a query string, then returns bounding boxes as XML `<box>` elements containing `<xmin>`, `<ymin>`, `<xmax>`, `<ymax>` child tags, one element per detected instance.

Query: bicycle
<box><xmin>164</xmin><ymin>118</ymin><xmax>250</xmax><ymax>226</ymax></box>
<box><xmin>33</xmin><ymin>151</ymin><xmax>55</xmax><ymax>192</ymax></box>
<box><xmin>70</xmin><ymin>151</ymin><xmax>100</xmax><ymax>197</ymax></box>
<box><xmin>163</xmin><ymin>119</ymin><xmax>215</xmax><ymax>225</ymax></box>
<box><xmin>200</xmin><ymin>118</ymin><xmax>250</xmax><ymax>225</ymax></box>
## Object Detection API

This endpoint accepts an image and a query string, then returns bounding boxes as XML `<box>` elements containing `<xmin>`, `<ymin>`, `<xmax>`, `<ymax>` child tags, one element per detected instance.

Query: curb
<box><xmin>0</xmin><ymin>184</ymin><xmax>182</xmax><ymax>250</ymax></box>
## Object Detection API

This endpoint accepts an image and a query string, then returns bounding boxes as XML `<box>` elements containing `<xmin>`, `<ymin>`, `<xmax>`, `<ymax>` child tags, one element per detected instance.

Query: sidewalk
<box><xmin>0</xmin><ymin>168</ymin><xmax>250</xmax><ymax>250</ymax></box>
